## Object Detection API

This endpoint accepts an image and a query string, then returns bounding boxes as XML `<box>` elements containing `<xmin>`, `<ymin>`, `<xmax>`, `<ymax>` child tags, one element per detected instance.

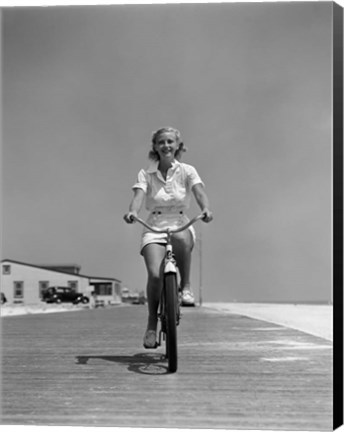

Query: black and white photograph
<box><xmin>0</xmin><ymin>0</ymin><xmax>340</xmax><ymax>430</ymax></box>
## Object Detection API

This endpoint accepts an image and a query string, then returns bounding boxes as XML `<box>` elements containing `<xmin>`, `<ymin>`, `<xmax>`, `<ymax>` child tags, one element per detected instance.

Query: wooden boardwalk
<box><xmin>1</xmin><ymin>305</ymin><xmax>333</xmax><ymax>430</ymax></box>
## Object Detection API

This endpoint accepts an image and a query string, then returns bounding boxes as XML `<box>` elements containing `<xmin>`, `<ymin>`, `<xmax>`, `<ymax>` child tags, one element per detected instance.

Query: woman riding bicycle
<box><xmin>124</xmin><ymin>127</ymin><xmax>213</xmax><ymax>348</ymax></box>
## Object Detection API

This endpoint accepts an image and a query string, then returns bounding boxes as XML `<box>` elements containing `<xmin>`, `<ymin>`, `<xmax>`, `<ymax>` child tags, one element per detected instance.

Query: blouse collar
<box><xmin>146</xmin><ymin>159</ymin><xmax>180</xmax><ymax>174</ymax></box>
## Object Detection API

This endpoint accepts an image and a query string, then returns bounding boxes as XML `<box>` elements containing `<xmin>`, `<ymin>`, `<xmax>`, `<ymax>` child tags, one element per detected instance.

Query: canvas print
<box><xmin>1</xmin><ymin>1</ymin><xmax>337</xmax><ymax>430</ymax></box>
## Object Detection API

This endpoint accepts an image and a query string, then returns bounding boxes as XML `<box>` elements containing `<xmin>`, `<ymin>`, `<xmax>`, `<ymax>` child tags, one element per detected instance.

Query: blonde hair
<box><xmin>149</xmin><ymin>127</ymin><xmax>187</xmax><ymax>161</ymax></box>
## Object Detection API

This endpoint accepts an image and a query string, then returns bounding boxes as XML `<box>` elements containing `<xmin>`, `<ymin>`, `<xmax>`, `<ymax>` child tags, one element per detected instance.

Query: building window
<box><xmin>14</xmin><ymin>281</ymin><xmax>24</xmax><ymax>298</ymax></box>
<box><xmin>94</xmin><ymin>283</ymin><xmax>112</xmax><ymax>296</ymax></box>
<box><xmin>39</xmin><ymin>281</ymin><xmax>49</xmax><ymax>298</ymax></box>
<box><xmin>2</xmin><ymin>265</ymin><xmax>11</xmax><ymax>275</ymax></box>
<box><xmin>68</xmin><ymin>281</ymin><xmax>78</xmax><ymax>292</ymax></box>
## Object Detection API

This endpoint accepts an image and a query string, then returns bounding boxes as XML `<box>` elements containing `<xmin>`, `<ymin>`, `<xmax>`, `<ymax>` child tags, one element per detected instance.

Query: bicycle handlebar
<box><xmin>131</xmin><ymin>213</ymin><xmax>205</xmax><ymax>234</ymax></box>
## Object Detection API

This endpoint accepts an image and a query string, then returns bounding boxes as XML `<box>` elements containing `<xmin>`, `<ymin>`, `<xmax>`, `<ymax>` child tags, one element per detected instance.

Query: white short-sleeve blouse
<box><xmin>132</xmin><ymin>160</ymin><xmax>204</xmax><ymax>212</ymax></box>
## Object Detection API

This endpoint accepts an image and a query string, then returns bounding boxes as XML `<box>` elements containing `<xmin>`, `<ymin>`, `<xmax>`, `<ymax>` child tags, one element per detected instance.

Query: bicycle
<box><xmin>131</xmin><ymin>213</ymin><xmax>204</xmax><ymax>373</ymax></box>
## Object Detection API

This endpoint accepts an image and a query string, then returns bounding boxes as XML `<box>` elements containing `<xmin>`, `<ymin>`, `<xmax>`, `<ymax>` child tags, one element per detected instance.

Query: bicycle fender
<box><xmin>164</xmin><ymin>261</ymin><xmax>177</xmax><ymax>274</ymax></box>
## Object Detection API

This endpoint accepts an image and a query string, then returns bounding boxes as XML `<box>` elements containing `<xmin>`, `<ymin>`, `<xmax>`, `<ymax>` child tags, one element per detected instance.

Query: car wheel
<box><xmin>55</xmin><ymin>298</ymin><xmax>62</xmax><ymax>304</ymax></box>
<box><xmin>82</xmin><ymin>297</ymin><xmax>89</xmax><ymax>304</ymax></box>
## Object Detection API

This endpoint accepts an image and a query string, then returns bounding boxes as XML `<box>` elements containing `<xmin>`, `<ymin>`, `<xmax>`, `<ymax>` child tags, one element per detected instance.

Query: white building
<box><xmin>0</xmin><ymin>259</ymin><xmax>122</xmax><ymax>306</ymax></box>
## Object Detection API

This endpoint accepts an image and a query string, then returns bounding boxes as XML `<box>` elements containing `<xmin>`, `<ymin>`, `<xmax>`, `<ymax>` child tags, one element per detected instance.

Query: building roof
<box><xmin>1</xmin><ymin>259</ymin><xmax>121</xmax><ymax>282</ymax></box>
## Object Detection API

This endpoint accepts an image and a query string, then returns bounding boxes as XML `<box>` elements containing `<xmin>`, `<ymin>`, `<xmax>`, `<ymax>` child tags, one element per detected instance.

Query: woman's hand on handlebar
<box><xmin>201</xmin><ymin>208</ymin><xmax>213</xmax><ymax>223</ymax></box>
<box><xmin>123</xmin><ymin>211</ymin><xmax>138</xmax><ymax>224</ymax></box>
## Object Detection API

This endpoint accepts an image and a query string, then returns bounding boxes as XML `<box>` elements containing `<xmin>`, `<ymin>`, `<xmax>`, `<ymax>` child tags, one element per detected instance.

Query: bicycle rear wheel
<box><xmin>164</xmin><ymin>272</ymin><xmax>178</xmax><ymax>373</ymax></box>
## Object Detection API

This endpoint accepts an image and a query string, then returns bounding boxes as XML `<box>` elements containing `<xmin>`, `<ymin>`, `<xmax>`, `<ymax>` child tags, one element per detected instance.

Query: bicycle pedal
<box><xmin>143</xmin><ymin>344</ymin><xmax>158</xmax><ymax>349</ymax></box>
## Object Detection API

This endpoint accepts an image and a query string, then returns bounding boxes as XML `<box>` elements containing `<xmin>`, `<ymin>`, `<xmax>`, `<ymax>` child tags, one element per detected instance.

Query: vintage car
<box><xmin>42</xmin><ymin>286</ymin><xmax>89</xmax><ymax>304</ymax></box>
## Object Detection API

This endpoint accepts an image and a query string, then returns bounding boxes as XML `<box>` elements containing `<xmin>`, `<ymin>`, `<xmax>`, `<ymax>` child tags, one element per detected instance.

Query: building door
<box><xmin>39</xmin><ymin>281</ymin><xmax>49</xmax><ymax>299</ymax></box>
<box><xmin>13</xmin><ymin>281</ymin><xmax>24</xmax><ymax>303</ymax></box>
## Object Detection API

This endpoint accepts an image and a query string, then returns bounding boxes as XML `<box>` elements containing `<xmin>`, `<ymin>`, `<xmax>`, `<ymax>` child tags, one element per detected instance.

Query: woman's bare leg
<box><xmin>142</xmin><ymin>243</ymin><xmax>165</xmax><ymax>331</ymax></box>
<box><xmin>171</xmin><ymin>230</ymin><xmax>194</xmax><ymax>290</ymax></box>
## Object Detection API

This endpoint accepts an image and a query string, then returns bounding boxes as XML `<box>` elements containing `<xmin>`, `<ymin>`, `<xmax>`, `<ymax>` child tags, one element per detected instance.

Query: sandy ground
<box><xmin>1</xmin><ymin>301</ymin><xmax>333</xmax><ymax>342</ymax></box>
<box><xmin>203</xmin><ymin>302</ymin><xmax>333</xmax><ymax>342</ymax></box>
<box><xmin>0</xmin><ymin>303</ymin><xmax>88</xmax><ymax>317</ymax></box>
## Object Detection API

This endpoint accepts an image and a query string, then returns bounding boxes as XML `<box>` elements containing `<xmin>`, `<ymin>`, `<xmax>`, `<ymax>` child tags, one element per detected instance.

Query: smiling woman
<box><xmin>124</xmin><ymin>127</ymin><xmax>213</xmax><ymax>349</ymax></box>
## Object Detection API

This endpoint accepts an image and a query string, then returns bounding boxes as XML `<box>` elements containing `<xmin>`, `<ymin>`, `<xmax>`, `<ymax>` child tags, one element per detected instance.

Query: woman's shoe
<box><xmin>143</xmin><ymin>329</ymin><xmax>157</xmax><ymax>349</ymax></box>
<box><xmin>181</xmin><ymin>289</ymin><xmax>195</xmax><ymax>306</ymax></box>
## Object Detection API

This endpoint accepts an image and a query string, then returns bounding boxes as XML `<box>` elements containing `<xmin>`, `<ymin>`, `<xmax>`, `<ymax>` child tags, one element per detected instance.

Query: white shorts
<box><xmin>140</xmin><ymin>211</ymin><xmax>196</xmax><ymax>254</ymax></box>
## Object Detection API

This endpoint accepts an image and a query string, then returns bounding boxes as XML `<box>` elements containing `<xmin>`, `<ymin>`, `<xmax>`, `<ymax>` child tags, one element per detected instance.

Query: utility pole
<box><xmin>199</xmin><ymin>225</ymin><xmax>203</xmax><ymax>307</ymax></box>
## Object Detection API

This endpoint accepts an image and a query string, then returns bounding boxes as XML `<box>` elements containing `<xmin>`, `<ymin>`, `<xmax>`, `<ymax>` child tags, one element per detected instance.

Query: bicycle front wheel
<box><xmin>164</xmin><ymin>272</ymin><xmax>178</xmax><ymax>373</ymax></box>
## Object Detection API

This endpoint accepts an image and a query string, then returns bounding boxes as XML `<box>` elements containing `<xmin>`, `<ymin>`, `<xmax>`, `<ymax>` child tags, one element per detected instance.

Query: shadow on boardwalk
<box><xmin>76</xmin><ymin>352</ymin><xmax>169</xmax><ymax>375</ymax></box>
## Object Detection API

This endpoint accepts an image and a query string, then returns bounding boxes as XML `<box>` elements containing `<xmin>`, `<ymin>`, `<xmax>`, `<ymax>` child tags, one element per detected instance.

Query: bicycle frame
<box><xmin>132</xmin><ymin>213</ymin><xmax>204</xmax><ymax>372</ymax></box>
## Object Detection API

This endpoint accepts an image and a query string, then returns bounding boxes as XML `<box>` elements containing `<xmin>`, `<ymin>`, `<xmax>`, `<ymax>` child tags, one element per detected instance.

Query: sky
<box><xmin>2</xmin><ymin>2</ymin><xmax>333</xmax><ymax>302</ymax></box>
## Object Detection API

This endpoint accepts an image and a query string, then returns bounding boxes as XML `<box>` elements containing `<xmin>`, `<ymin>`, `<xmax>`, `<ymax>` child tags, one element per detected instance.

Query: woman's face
<box><xmin>153</xmin><ymin>132</ymin><xmax>178</xmax><ymax>161</ymax></box>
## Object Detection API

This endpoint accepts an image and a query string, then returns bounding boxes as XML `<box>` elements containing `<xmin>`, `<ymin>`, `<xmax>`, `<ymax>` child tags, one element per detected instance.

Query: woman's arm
<box><xmin>123</xmin><ymin>188</ymin><xmax>145</xmax><ymax>223</ymax></box>
<box><xmin>192</xmin><ymin>183</ymin><xmax>213</xmax><ymax>223</ymax></box>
